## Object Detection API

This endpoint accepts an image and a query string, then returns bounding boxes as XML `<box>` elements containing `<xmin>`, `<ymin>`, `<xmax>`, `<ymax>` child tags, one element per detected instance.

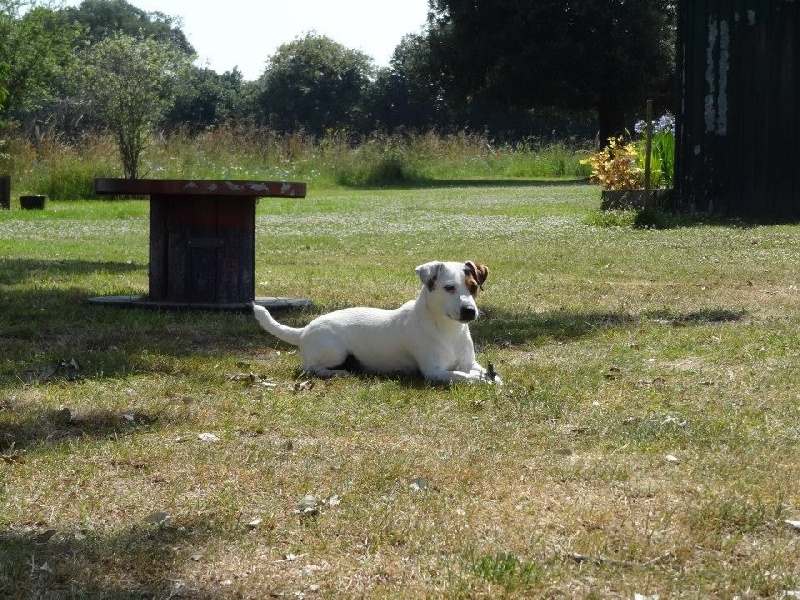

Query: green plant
<box><xmin>581</xmin><ymin>136</ymin><xmax>643</xmax><ymax>190</ymax></box>
<box><xmin>471</xmin><ymin>552</ymin><xmax>543</xmax><ymax>591</ymax></box>
<box><xmin>635</xmin><ymin>113</ymin><xmax>675</xmax><ymax>188</ymax></box>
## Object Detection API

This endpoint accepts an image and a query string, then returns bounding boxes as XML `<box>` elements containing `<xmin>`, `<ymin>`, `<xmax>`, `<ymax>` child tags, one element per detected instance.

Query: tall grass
<box><xmin>2</xmin><ymin>125</ymin><xmax>593</xmax><ymax>201</ymax></box>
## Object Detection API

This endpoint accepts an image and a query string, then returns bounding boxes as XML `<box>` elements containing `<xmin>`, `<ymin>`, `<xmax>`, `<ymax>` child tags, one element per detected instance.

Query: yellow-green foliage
<box><xmin>582</xmin><ymin>137</ymin><xmax>643</xmax><ymax>190</ymax></box>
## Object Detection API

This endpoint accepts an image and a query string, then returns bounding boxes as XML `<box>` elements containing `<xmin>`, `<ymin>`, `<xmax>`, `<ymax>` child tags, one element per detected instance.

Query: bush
<box><xmin>582</xmin><ymin>137</ymin><xmax>643</xmax><ymax>190</ymax></box>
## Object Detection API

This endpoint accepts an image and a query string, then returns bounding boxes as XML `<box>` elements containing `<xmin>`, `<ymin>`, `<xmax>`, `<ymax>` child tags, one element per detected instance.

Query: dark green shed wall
<box><xmin>676</xmin><ymin>0</ymin><xmax>799</xmax><ymax>220</ymax></box>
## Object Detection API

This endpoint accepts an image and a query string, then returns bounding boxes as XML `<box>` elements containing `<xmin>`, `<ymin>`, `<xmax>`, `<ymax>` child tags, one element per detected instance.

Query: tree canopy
<box><xmin>63</xmin><ymin>0</ymin><xmax>194</xmax><ymax>54</ymax></box>
<box><xmin>0</xmin><ymin>0</ymin><xmax>81</xmax><ymax>121</ymax></box>
<box><xmin>254</xmin><ymin>33</ymin><xmax>374</xmax><ymax>135</ymax></box>
<box><xmin>1</xmin><ymin>0</ymin><xmax>679</xmax><ymax>161</ymax></box>
<box><xmin>426</xmin><ymin>0</ymin><xmax>676</xmax><ymax>142</ymax></box>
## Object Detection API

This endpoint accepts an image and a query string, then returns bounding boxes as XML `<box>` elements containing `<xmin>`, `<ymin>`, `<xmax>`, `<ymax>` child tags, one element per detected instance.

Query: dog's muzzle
<box><xmin>459</xmin><ymin>306</ymin><xmax>478</xmax><ymax>322</ymax></box>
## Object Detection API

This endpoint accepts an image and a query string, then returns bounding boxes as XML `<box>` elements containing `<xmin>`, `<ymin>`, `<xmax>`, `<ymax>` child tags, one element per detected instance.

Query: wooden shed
<box><xmin>675</xmin><ymin>0</ymin><xmax>799</xmax><ymax>220</ymax></box>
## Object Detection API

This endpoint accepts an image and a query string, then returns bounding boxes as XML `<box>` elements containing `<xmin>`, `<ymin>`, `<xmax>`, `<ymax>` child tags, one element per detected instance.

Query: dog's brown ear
<box><xmin>465</xmin><ymin>261</ymin><xmax>489</xmax><ymax>289</ymax></box>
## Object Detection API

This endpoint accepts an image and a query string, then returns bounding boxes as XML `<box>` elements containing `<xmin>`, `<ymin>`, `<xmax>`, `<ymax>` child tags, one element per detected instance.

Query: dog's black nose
<box><xmin>459</xmin><ymin>306</ymin><xmax>477</xmax><ymax>322</ymax></box>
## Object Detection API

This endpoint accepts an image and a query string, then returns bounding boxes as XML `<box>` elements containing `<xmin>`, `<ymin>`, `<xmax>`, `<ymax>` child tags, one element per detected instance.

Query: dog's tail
<box><xmin>252</xmin><ymin>304</ymin><xmax>304</xmax><ymax>346</ymax></box>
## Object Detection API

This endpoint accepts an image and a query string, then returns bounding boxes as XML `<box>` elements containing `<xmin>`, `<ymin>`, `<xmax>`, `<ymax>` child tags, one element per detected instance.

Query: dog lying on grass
<box><xmin>252</xmin><ymin>260</ymin><xmax>501</xmax><ymax>384</ymax></box>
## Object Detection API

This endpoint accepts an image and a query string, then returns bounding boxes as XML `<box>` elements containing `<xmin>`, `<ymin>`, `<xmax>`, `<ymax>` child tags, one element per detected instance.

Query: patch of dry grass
<box><xmin>1</xmin><ymin>184</ymin><xmax>799</xmax><ymax>598</ymax></box>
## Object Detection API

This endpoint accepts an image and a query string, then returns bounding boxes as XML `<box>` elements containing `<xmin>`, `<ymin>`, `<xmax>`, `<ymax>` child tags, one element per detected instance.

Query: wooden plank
<box><xmin>149</xmin><ymin>196</ymin><xmax>169</xmax><ymax>301</ymax></box>
<box><xmin>0</xmin><ymin>175</ymin><xmax>10</xmax><ymax>210</ymax></box>
<box><xmin>187</xmin><ymin>196</ymin><xmax>219</xmax><ymax>303</ymax></box>
<box><xmin>166</xmin><ymin>196</ymin><xmax>191</xmax><ymax>302</ymax></box>
<box><xmin>216</xmin><ymin>197</ymin><xmax>256</xmax><ymax>303</ymax></box>
<box><xmin>95</xmin><ymin>178</ymin><xmax>306</xmax><ymax>198</ymax></box>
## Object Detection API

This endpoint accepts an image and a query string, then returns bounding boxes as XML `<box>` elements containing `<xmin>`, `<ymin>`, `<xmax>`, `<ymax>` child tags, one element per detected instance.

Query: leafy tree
<box><xmin>255</xmin><ymin>33</ymin><xmax>374</xmax><ymax>135</ymax></box>
<box><xmin>85</xmin><ymin>33</ymin><xmax>189</xmax><ymax>178</ymax></box>
<box><xmin>0</xmin><ymin>1</ymin><xmax>81</xmax><ymax>123</ymax></box>
<box><xmin>162</xmin><ymin>66</ymin><xmax>247</xmax><ymax>132</ymax></box>
<box><xmin>63</xmin><ymin>0</ymin><xmax>193</xmax><ymax>55</ymax></box>
<box><xmin>426</xmin><ymin>0</ymin><xmax>676</xmax><ymax>143</ymax></box>
<box><xmin>366</xmin><ymin>33</ymin><xmax>452</xmax><ymax>131</ymax></box>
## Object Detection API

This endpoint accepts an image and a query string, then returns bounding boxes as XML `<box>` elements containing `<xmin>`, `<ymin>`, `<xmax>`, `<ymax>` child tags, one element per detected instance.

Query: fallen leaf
<box><xmin>145</xmin><ymin>511</ymin><xmax>171</xmax><ymax>525</ymax></box>
<box><xmin>34</xmin><ymin>530</ymin><xmax>57</xmax><ymax>544</ymax></box>
<box><xmin>1</xmin><ymin>453</ymin><xmax>24</xmax><ymax>465</ymax></box>
<box><xmin>409</xmin><ymin>477</ymin><xmax>428</xmax><ymax>491</ymax></box>
<box><xmin>229</xmin><ymin>372</ymin><xmax>257</xmax><ymax>382</ymax></box>
<box><xmin>295</xmin><ymin>494</ymin><xmax>322</xmax><ymax>518</ymax></box>
<box><xmin>38</xmin><ymin>365</ymin><xmax>57</xmax><ymax>380</ymax></box>
<box><xmin>281</xmin><ymin>553</ymin><xmax>307</xmax><ymax>562</ymax></box>
<box><xmin>55</xmin><ymin>407</ymin><xmax>72</xmax><ymax>423</ymax></box>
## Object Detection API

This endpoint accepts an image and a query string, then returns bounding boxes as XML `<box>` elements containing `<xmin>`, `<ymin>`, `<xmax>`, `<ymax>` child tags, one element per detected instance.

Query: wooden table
<box><xmin>91</xmin><ymin>178</ymin><xmax>309</xmax><ymax>310</ymax></box>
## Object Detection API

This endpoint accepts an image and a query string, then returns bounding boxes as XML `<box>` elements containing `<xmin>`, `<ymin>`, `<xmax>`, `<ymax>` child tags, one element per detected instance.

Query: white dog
<box><xmin>252</xmin><ymin>260</ymin><xmax>500</xmax><ymax>384</ymax></box>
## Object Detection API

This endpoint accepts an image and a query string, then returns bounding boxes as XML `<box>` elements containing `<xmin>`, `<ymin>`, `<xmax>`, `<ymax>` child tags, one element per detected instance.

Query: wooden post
<box><xmin>644</xmin><ymin>99</ymin><xmax>654</xmax><ymax>209</ymax></box>
<box><xmin>0</xmin><ymin>175</ymin><xmax>9</xmax><ymax>210</ymax></box>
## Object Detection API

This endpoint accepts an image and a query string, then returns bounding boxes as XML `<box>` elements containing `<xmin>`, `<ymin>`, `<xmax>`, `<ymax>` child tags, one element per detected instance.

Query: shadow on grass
<box><xmin>0</xmin><ymin>257</ymin><xmax>749</xmax><ymax>388</ymax></box>
<box><xmin>601</xmin><ymin>207</ymin><xmax>798</xmax><ymax>230</ymax></box>
<box><xmin>473</xmin><ymin>306</ymin><xmax>748</xmax><ymax>348</ymax></box>
<box><xmin>0</xmin><ymin>407</ymin><xmax>165</xmax><ymax>454</ymax></box>
<box><xmin>0</xmin><ymin>517</ymin><xmax>224</xmax><ymax>599</ymax></box>
<box><xmin>354</xmin><ymin>177</ymin><xmax>591</xmax><ymax>191</ymax></box>
<box><xmin>0</xmin><ymin>258</ymin><xmax>141</xmax><ymax>286</ymax></box>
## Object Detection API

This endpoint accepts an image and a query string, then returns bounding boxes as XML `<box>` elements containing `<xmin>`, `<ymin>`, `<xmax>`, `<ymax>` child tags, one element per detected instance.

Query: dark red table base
<box><xmin>93</xmin><ymin>178</ymin><xmax>309</xmax><ymax>311</ymax></box>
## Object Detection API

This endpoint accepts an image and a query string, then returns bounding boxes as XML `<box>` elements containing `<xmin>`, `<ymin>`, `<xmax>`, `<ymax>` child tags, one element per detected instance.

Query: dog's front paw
<box><xmin>482</xmin><ymin>361</ymin><xmax>502</xmax><ymax>384</ymax></box>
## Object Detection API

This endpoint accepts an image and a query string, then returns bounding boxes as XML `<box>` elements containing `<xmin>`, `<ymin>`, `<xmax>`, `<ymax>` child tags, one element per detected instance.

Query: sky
<box><xmin>63</xmin><ymin>0</ymin><xmax>431</xmax><ymax>81</ymax></box>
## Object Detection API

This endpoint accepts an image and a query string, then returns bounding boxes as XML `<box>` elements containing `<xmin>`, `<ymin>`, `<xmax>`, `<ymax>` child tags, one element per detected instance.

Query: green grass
<box><xmin>1</xmin><ymin>183</ymin><xmax>799</xmax><ymax>598</ymax></box>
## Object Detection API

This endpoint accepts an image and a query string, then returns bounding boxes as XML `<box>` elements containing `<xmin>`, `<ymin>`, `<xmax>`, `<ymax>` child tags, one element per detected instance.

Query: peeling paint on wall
<box><xmin>704</xmin><ymin>16</ymin><xmax>718</xmax><ymax>132</ymax></box>
<box><xmin>676</xmin><ymin>1</ymin><xmax>799</xmax><ymax>220</ymax></box>
<box><xmin>717</xmin><ymin>20</ymin><xmax>729</xmax><ymax>134</ymax></box>
<box><xmin>704</xmin><ymin>16</ymin><xmax>730</xmax><ymax>135</ymax></box>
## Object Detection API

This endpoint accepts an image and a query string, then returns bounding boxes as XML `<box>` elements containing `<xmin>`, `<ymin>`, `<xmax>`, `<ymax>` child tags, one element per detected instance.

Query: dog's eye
<box><xmin>444</xmin><ymin>284</ymin><xmax>457</xmax><ymax>293</ymax></box>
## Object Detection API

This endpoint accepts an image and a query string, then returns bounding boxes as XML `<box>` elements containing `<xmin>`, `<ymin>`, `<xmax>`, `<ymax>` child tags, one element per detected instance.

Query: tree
<box><xmin>0</xmin><ymin>1</ymin><xmax>81</xmax><ymax>122</ymax></box>
<box><xmin>162</xmin><ymin>66</ymin><xmax>246</xmax><ymax>132</ymax></box>
<box><xmin>63</xmin><ymin>0</ymin><xmax>193</xmax><ymax>55</ymax></box>
<box><xmin>366</xmin><ymin>33</ymin><xmax>452</xmax><ymax>132</ymax></box>
<box><xmin>255</xmin><ymin>33</ymin><xmax>374</xmax><ymax>135</ymax></box>
<box><xmin>427</xmin><ymin>0</ymin><xmax>676</xmax><ymax>143</ymax></box>
<box><xmin>85</xmin><ymin>33</ymin><xmax>188</xmax><ymax>178</ymax></box>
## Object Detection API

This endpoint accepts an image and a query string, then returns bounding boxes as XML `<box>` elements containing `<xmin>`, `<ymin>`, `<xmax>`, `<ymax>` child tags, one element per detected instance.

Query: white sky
<box><xmin>63</xmin><ymin>0</ymin><xmax>431</xmax><ymax>80</ymax></box>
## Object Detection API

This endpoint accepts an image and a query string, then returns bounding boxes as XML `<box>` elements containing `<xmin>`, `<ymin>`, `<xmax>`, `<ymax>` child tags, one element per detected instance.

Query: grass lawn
<box><xmin>1</xmin><ymin>182</ymin><xmax>799</xmax><ymax>598</ymax></box>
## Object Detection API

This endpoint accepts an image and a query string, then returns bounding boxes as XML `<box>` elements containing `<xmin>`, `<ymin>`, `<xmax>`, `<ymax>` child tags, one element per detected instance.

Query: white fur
<box><xmin>252</xmin><ymin>261</ymin><xmax>501</xmax><ymax>384</ymax></box>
